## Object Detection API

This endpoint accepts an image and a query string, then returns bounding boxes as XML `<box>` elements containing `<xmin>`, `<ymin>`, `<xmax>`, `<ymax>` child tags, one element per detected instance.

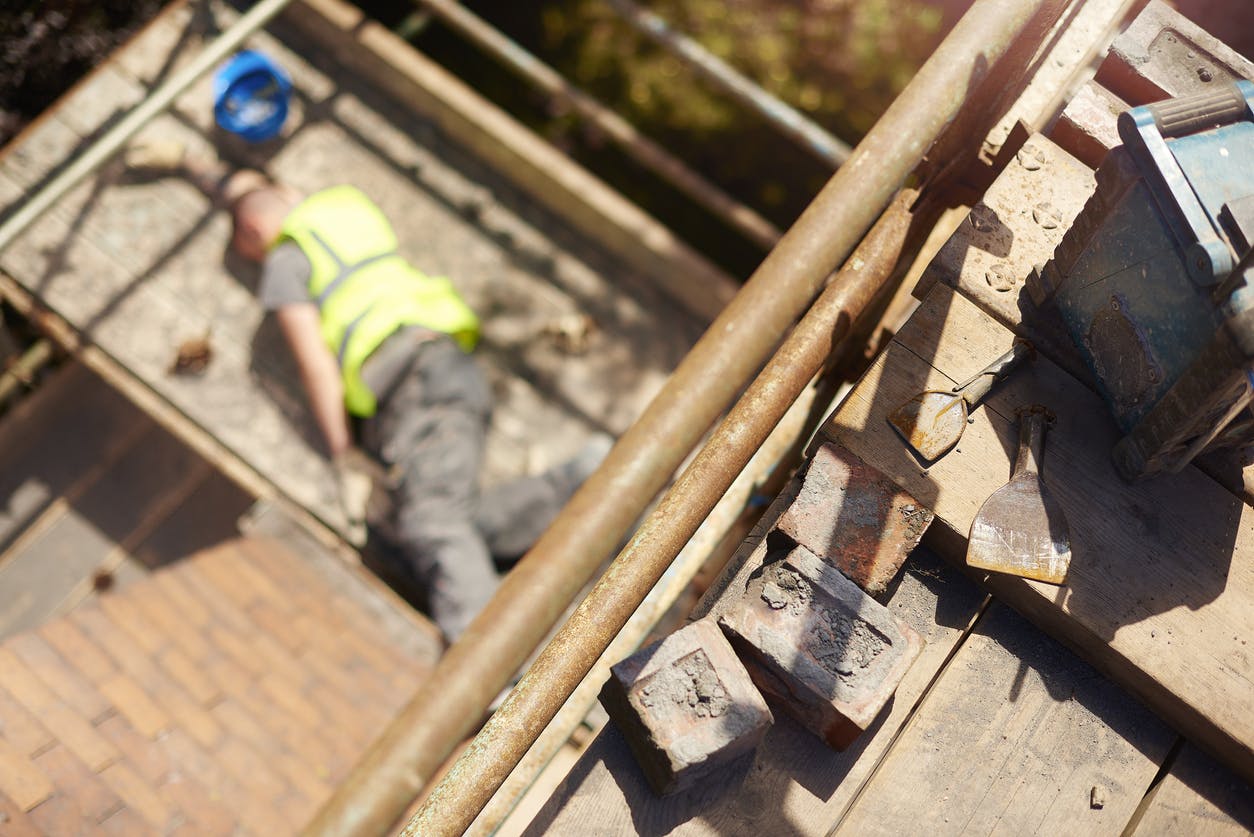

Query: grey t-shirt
<box><xmin>258</xmin><ymin>241</ymin><xmax>314</xmax><ymax>310</ymax></box>
<box><xmin>259</xmin><ymin>240</ymin><xmax>428</xmax><ymax>399</ymax></box>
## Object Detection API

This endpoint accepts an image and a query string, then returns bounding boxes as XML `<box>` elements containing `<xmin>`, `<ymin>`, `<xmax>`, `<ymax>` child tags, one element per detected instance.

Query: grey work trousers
<box><xmin>360</xmin><ymin>337</ymin><xmax>581</xmax><ymax>641</ymax></box>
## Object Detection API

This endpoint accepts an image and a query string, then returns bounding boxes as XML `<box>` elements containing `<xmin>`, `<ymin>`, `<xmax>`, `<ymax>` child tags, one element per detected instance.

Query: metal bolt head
<box><xmin>985</xmin><ymin>263</ymin><xmax>1017</xmax><ymax>292</ymax></box>
<box><xmin>1198</xmin><ymin>67</ymin><xmax>1213</xmax><ymax>82</ymax></box>
<box><xmin>1017</xmin><ymin>144</ymin><xmax>1045</xmax><ymax>171</ymax></box>
<box><xmin>1032</xmin><ymin>202</ymin><xmax>1061</xmax><ymax>230</ymax></box>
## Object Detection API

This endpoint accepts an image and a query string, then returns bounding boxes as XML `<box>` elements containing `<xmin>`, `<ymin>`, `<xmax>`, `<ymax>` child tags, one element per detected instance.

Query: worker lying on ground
<box><xmin>126</xmin><ymin>141</ymin><xmax>611</xmax><ymax>643</ymax></box>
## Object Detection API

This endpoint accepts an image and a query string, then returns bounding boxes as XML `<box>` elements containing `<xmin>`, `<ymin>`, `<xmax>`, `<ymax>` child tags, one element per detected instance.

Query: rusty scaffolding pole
<box><xmin>306</xmin><ymin>1</ymin><xmax>1055</xmax><ymax>834</ymax></box>
<box><xmin>606</xmin><ymin>0</ymin><xmax>853</xmax><ymax>168</ymax></box>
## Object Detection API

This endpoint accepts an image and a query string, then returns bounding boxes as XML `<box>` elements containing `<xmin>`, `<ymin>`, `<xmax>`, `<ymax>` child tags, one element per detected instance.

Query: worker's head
<box><xmin>229</xmin><ymin>180</ymin><xmax>301</xmax><ymax>262</ymax></box>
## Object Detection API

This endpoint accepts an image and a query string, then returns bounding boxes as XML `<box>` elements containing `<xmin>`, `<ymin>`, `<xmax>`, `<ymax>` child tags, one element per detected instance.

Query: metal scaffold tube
<box><xmin>605</xmin><ymin>0</ymin><xmax>853</xmax><ymax>168</ymax></box>
<box><xmin>0</xmin><ymin>0</ymin><xmax>297</xmax><ymax>254</ymax></box>
<box><xmin>307</xmin><ymin>1</ymin><xmax>1052</xmax><ymax>834</ymax></box>
<box><xmin>413</xmin><ymin>0</ymin><xmax>783</xmax><ymax>249</ymax></box>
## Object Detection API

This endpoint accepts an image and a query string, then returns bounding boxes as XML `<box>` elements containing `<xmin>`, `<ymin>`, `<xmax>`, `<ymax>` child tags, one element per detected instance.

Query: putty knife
<box><xmin>888</xmin><ymin>340</ymin><xmax>1033</xmax><ymax>462</ymax></box>
<box><xmin>967</xmin><ymin>404</ymin><xmax>1071</xmax><ymax>584</ymax></box>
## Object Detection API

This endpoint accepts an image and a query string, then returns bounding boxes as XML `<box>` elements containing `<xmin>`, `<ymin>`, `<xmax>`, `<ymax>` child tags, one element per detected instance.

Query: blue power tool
<box><xmin>1030</xmin><ymin>80</ymin><xmax>1254</xmax><ymax>480</ymax></box>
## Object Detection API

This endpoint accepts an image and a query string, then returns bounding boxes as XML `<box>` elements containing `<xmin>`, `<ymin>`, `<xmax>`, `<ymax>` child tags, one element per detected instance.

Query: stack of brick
<box><xmin>0</xmin><ymin>536</ymin><xmax>441</xmax><ymax>835</ymax></box>
<box><xmin>601</xmin><ymin>443</ymin><xmax>931</xmax><ymax>794</ymax></box>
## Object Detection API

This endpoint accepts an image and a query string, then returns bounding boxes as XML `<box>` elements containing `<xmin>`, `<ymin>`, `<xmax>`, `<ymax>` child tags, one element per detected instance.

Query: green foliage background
<box><xmin>402</xmin><ymin>0</ymin><xmax>952</xmax><ymax>271</ymax></box>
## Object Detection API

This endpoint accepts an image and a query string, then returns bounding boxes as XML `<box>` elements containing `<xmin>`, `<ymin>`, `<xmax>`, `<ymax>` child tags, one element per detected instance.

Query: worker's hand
<box><xmin>333</xmin><ymin>450</ymin><xmax>375</xmax><ymax>548</ymax></box>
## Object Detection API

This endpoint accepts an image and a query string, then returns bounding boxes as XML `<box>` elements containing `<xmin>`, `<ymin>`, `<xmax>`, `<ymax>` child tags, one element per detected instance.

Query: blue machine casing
<box><xmin>1031</xmin><ymin>81</ymin><xmax>1254</xmax><ymax>479</ymax></box>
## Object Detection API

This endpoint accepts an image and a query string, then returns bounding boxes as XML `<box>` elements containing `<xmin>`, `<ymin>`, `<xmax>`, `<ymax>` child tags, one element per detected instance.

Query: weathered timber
<box><xmin>1132</xmin><ymin>743</ymin><xmax>1254</xmax><ymax>835</ymax></box>
<box><xmin>833</xmin><ymin>602</ymin><xmax>1174</xmax><ymax>835</ymax></box>
<box><xmin>819</xmin><ymin>282</ymin><xmax>1254</xmax><ymax>783</ymax></box>
<box><xmin>1094</xmin><ymin>0</ymin><xmax>1254</xmax><ymax>107</ymax></box>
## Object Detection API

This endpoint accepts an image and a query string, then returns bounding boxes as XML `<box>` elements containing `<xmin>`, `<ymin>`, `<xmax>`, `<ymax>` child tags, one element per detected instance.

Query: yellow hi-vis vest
<box><xmin>277</xmin><ymin>186</ymin><xmax>481</xmax><ymax>417</ymax></box>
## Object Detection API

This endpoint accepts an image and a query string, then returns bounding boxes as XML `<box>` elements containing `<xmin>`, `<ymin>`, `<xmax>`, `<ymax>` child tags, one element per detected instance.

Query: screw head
<box><xmin>985</xmin><ymin>263</ymin><xmax>1017</xmax><ymax>292</ymax></box>
<box><xmin>1017</xmin><ymin>144</ymin><xmax>1045</xmax><ymax>171</ymax></box>
<box><xmin>1032</xmin><ymin>202</ymin><xmax>1061</xmax><ymax>229</ymax></box>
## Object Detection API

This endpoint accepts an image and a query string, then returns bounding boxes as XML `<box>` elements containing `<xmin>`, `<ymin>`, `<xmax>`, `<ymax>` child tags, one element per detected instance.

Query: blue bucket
<box><xmin>213</xmin><ymin>50</ymin><xmax>292</xmax><ymax>142</ymax></box>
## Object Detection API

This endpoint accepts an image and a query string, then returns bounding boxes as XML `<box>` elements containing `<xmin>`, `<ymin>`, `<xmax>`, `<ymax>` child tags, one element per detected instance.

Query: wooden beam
<box><xmin>1130</xmin><ymin>743</ymin><xmax>1254</xmax><ymax>835</ymax></box>
<box><xmin>819</xmin><ymin>282</ymin><xmax>1254</xmax><ymax>783</ymax></box>
<box><xmin>834</xmin><ymin>602</ymin><xmax>1174</xmax><ymax>835</ymax></box>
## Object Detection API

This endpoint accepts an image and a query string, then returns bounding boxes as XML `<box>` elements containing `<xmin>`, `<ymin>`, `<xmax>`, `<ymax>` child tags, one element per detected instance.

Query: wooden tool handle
<box><xmin>956</xmin><ymin>339</ymin><xmax>1034</xmax><ymax>406</ymax></box>
<box><xmin>1013</xmin><ymin>405</ymin><xmax>1052</xmax><ymax>478</ymax></box>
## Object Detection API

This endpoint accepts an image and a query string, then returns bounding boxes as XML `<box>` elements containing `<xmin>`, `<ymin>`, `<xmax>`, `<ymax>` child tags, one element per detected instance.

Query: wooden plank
<box><xmin>0</xmin><ymin>362</ymin><xmax>154</xmax><ymax>552</ymax></box>
<box><xmin>129</xmin><ymin>471</ymin><xmax>251</xmax><ymax>569</ymax></box>
<box><xmin>982</xmin><ymin>0</ymin><xmax>1139</xmax><ymax>154</ymax></box>
<box><xmin>833</xmin><ymin>602</ymin><xmax>1173</xmax><ymax>835</ymax></box>
<box><xmin>524</xmin><ymin>547</ymin><xmax>989</xmax><ymax>835</ymax></box>
<box><xmin>0</xmin><ymin>420</ymin><xmax>212</xmax><ymax>638</ymax></box>
<box><xmin>1133</xmin><ymin>743</ymin><xmax>1254</xmax><ymax>835</ymax></box>
<box><xmin>819</xmin><ymin>282</ymin><xmax>1254</xmax><ymax>782</ymax></box>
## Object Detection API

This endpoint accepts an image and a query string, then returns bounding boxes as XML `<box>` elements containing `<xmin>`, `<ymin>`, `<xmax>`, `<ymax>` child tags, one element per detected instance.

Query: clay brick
<box><xmin>775</xmin><ymin>443</ymin><xmax>933</xmax><ymax>596</ymax></box>
<box><xmin>0</xmin><ymin>792</ymin><xmax>42</xmax><ymax>835</ymax></box>
<box><xmin>97</xmin><ymin>590</ymin><xmax>169</xmax><ymax>657</ymax></box>
<box><xmin>0</xmin><ymin>650</ymin><xmax>119</xmax><ymax>771</ymax></box>
<box><xmin>194</xmin><ymin>545</ymin><xmax>280</xmax><ymax>612</ymax></box>
<box><xmin>76</xmin><ymin>606</ymin><xmax>224</xmax><ymax>748</ymax></box>
<box><xmin>599</xmin><ymin>619</ymin><xmax>773</xmax><ymax>796</ymax></box>
<box><xmin>718</xmin><ymin>543</ymin><xmax>924</xmax><ymax>750</ymax></box>
<box><xmin>148</xmin><ymin>572</ymin><xmax>212</xmax><ymax>629</ymax></box>
<box><xmin>0</xmin><ymin>737</ymin><xmax>54</xmax><ymax>811</ymax></box>
<box><xmin>207</xmin><ymin>626</ymin><xmax>269</xmax><ymax>677</ymax></box>
<box><xmin>151</xmin><ymin>729</ymin><xmax>286</xmax><ymax>835</ymax></box>
<box><xmin>211</xmin><ymin>667</ymin><xmax>341</xmax><ymax>773</ymax></box>
<box><xmin>214</xmin><ymin>736</ymin><xmax>289</xmax><ymax>804</ymax></box>
<box><xmin>26</xmin><ymin>794</ymin><xmax>97</xmax><ymax>837</ymax></box>
<box><xmin>96</xmin><ymin>802</ymin><xmax>160</xmax><ymax>837</ymax></box>
<box><xmin>38</xmin><ymin>617</ymin><xmax>117</xmax><ymax>685</ymax></box>
<box><xmin>157</xmin><ymin>774</ymin><xmax>237</xmax><ymax>837</ymax></box>
<box><xmin>97</xmin><ymin>761</ymin><xmax>175</xmax><ymax>830</ymax></box>
<box><xmin>94</xmin><ymin>714</ymin><xmax>170</xmax><ymax>786</ymax></box>
<box><xmin>6</xmin><ymin>634</ymin><xmax>112</xmax><ymax>722</ymax></box>
<box><xmin>157</xmin><ymin>646</ymin><xmax>221</xmax><ymax>706</ymax></box>
<box><xmin>128</xmin><ymin>590</ymin><xmax>214</xmax><ymax>663</ymax></box>
<box><xmin>1050</xmin><ymin>81</ymin><xmax>1127</xmax><ymax>170</ymax></box>
<box><xmin>209</xmin><ymin>700</ymin><xmax>332</xmax><ymax>801</ymax></box>
<box><xmin>257</xmin><ymin>672</ymin><xmax>324</xmax><ymax>729</ymax></box>
<box><xmin>0</xmin><ymin>684</ymin><xmax>55</xmax><ymax>757</ymax></box>
<box><xmin>247</xmin><ymin>600</ymin><xmax>307</xmax><ymax>653</ymax></box>
<box><xmin>170</xmin><ymin>564</ymin><xmax>254</xmax><ymax>635</ymax></box>
<box><xmin>32</xmin><ymin>743</ymin><xmax>122</xmax><ymax>823</ymax></box>
<box><xmin>98</xmin><ymin>675</ymin><xmax>172</xmax><ymax>740</ymax></box>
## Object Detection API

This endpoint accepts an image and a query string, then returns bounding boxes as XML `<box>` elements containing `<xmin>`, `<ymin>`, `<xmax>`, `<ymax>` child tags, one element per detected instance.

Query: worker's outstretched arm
<box><xmin>275</xmin><ymin>302</ymin><xmax>350</xmax><ymax>459</ymax></box>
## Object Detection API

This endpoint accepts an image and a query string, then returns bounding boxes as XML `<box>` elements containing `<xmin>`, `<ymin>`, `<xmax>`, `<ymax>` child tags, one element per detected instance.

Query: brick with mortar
<box><xmin>718</xmin><ymin>541</ymin><xmax>924</xmax><ymax>750</ymax></box>
<box><xmin>599</xmin><ymin>618</ymin><xmax>772</xmax><ymax>796</ymax></box>
<box><xmin>775</xmin><ymin>443</ymin><xmax>933</xmax><ymax>596</ymax></box>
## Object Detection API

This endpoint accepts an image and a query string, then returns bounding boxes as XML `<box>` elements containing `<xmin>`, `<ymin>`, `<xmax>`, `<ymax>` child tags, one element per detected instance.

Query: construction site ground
<box><xmin>0</xmin><ymin>0</ymin><xmax>715</xmax><ymax>832</ymax></box>
<box><xmin>0</xmin><ymin>0</ymin><xmax>1252</xmax><ymax>835</ymax></box>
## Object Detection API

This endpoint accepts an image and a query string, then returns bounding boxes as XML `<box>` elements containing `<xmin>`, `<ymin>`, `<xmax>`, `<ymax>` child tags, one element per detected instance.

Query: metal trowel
<box><xmin>888</xmin><ymin>339</ymin><xmax>1033</xmax><ymax>462</ymax></box>
<box><xmin>967</xmin><ymin>405</ymin><xmax>1071</xmax><ymax>584</ymax></box>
